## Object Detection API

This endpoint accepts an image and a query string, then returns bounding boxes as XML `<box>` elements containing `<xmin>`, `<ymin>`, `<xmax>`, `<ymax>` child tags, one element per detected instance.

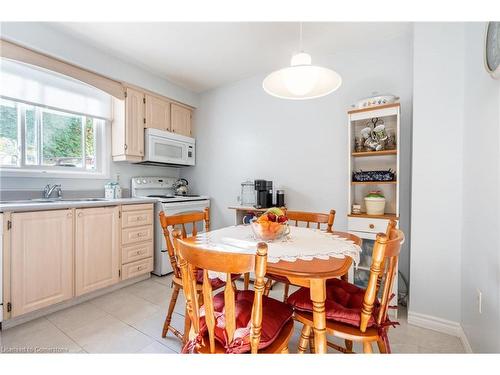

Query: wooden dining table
<box><xmin>181</xmin><ymin>226</ymin><xmax>362</xmax><ymax>354</ymax></box>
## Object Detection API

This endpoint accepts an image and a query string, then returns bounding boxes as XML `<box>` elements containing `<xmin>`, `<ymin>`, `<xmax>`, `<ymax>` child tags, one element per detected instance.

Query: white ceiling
<box><xmin>49</xmin><ymin>22</ymin><xmax>412</xmax><ymax>93</ymax></box>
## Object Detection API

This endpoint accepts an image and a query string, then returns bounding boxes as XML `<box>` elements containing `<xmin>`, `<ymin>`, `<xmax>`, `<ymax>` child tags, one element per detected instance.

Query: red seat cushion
<box><xmin>287</xmin><ymin>278</ymin><xmax>378</xmax><ymax>328</ymax></box>
<box><xmin>195</xmin><ymin>270</ymin><xmax>241</xmax><ymax>290</ymax></box>
<box><xmin>185</xmin><ymin>290</ymin><xmax>293</xmax><ymax>353</ymax></box>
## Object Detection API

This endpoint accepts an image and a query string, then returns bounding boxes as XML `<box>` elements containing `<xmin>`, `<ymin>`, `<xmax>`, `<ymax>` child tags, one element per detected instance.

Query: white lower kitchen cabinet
<box><xmin>75</xmin><ymin>206</ymin><xmax>120</xmax><ymax>296</ymax></box>
<box><xmin>10</xmin><ymin>210</ymin><xmax>74</xmax><ymax>317</ymax></box>
<box><xmin>2</xmin><ymin>203</ymin><xmax>154</xmax><ymax>323</ymax></box>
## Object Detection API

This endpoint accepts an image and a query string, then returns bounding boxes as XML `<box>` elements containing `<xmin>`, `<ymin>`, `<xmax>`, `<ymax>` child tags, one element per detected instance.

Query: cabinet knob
<box><xmin>67</xmin><ymin>213</ymin><xmax>73</xmax><ymax>218</ymax></box>
<box><xmin>369</xmin><ymin>224</ymin><xmax>375</xmax><ymax>229</ymax></box>
<box><xmin>78</xmin><ymin>212</ymin><xmax>83</xmax><ymax>217</ymax></box>
<box><xmin>124</xmin><ymin>144</ymin><xmax>128</xmax><ymax>150</ymax></box>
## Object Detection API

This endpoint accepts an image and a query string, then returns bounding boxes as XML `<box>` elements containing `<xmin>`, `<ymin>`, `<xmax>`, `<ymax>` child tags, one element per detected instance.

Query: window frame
<box><xmin>0</xmin><ymin>97</ymin><xmax>110</xmax><ymax>179</ymax></box>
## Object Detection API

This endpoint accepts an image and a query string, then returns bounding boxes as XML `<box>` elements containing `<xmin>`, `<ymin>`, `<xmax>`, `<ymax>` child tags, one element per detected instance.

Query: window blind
<box><xmin>0</xmin><ymin>58</ymin><xmax>112</xmax><ymax>120</ymax></box>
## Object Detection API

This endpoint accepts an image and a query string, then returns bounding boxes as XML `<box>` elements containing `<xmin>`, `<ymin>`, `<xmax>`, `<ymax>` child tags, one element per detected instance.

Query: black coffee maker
<box><xmin>254</xmin><ymin>180</ymin><xmax>273</xmax><ymax>208</ymax></box>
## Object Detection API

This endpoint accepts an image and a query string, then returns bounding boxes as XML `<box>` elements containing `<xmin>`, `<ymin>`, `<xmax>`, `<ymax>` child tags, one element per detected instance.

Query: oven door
<box><xmin>145</xmin><ymin>134</ymin><xmax>194</xmax><ymax>166</ymax></box>
<box><xmin>154</xmin><ymin>200</ymin><xmax>210</xmax><ymax>276</ymax></box>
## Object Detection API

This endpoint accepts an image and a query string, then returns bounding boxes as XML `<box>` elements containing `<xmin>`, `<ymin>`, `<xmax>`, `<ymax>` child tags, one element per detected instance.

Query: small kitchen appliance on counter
<box><xmin>276</xmin><ymin>189</ymin><xmax>285</xmax><ymax>207</ymax></box>
<box><xmin>240</xmin><ymin>180</ymin><xmax>256</xmax><ymax>206</ymax></box>
<box><xmin>254</xmin><ymin>179</ymin><xmax>273</xmax><ymax>209</ymax></box>
<box><xmin>132</xmin><ymin>176</ymin><xmax>210</xmax><ymax>276</ymax></box>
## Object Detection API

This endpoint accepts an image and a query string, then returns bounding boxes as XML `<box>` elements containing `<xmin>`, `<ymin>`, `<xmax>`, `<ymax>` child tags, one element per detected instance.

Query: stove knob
<box><xmin>142</xmin><ymin>179</ymin><xmax>147</xmax><ymax>184</ymax></box>
<box><xmin>136</xmin><ymin>179</ymin><xmax>141</xmax><ymax>184</ymax></box>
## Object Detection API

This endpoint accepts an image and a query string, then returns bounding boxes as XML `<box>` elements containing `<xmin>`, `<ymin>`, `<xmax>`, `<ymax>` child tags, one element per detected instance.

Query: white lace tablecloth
<box><xmin>194</xmin><ymin>225</ymin><xmax>361</xmax><ymax>280</ymax></box>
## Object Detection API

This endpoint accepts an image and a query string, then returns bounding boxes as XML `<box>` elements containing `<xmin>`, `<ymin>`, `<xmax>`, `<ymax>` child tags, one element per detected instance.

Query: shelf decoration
<box><xmin>352</xmin><ymin>169</ymin><xmax>395</xmax><ymax>183</ymax></box>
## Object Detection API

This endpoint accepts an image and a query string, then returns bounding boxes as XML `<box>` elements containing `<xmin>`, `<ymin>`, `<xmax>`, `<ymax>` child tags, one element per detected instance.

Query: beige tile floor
<box><xmin>0</xmin><ymin>275</ymin><xmax>465</xmax><ymax>354</ymax></box>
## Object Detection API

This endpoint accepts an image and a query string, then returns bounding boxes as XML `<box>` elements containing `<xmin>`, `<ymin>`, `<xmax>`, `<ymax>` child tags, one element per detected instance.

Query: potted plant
<box><xmin>364</xmin><ymin>190</ymin><xmax>386</xmax><ymax>215</ymax></box>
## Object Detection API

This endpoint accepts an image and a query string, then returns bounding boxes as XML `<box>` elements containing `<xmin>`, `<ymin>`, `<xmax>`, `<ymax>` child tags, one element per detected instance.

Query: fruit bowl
<box><xmin>251</xmin><ymin>221</ymin><xmax>289</xmax><ymax>241</ymax></box>
<box><xmin>250</xmin><ymin>207</ymin><xmax>289</xmax><ymax>241</ymax></box>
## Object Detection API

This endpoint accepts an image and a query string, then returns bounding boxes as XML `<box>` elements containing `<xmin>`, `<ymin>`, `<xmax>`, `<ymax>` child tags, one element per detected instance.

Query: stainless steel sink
<box><xmin>0</xmin><ymin>198</ymin><xmax>110</xmax><ymax>204</ymax></box>
<box><xmin>60</xmin><ymin>198</ymin><xmax>109</xmax><ymax>202</ymax></box>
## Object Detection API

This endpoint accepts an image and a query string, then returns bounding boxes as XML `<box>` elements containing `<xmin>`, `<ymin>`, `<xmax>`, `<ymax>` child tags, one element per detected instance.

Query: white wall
<box><xmin>0</xmin><ymin>22</ymin><xmax>196</xmax><ymax>193</ymax></box>
<box><xmin>182</xmin><ymin>34</ymin><xmax>414</xmax><ymax>281</ymax></box>
<box><xmin>461</xmin><ymin>23</ymin><xmax>500</xmax><ymax>352</ymax></box>
<box><xmin>410</xmin><ymin>23</ymin><xmax>465</xmax><ymax>324</ymax></box>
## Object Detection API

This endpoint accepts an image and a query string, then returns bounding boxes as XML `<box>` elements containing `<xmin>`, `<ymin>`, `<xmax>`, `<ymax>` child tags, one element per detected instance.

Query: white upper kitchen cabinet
<box><xmin>171</xmin><ymin>103</ymin><xmax>192</xmax><ymax>137</ymax></box>
<box><xmin>145</xmin><ymin>94</ymin><xmax>171</xmax><ymax>131</ymax></box>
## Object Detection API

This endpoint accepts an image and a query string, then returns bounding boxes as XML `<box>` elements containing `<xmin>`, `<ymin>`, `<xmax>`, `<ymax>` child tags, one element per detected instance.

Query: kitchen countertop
<box><xmin>0</xmin><ymin>197</ymin><xmax>157</xmax><ymax>213</ymax></box>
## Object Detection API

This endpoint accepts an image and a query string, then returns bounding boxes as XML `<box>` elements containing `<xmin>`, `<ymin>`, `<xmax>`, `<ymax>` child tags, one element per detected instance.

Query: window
<box><xmin>0</xmin><ymin>58</ymin><xmax>111</xmax><ymax>177</ymax></box>
<box><xmin>0</xmin><ymin>98</ymin><xmax>105</xmax><ymax>173</ymax></box>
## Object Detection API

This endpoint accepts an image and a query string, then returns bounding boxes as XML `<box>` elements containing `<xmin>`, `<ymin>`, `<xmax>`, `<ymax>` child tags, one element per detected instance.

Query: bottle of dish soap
<box><xmin>114</xmin><ymin>174</ymin><xmax>122</xmax><ymax>199</ymax></box>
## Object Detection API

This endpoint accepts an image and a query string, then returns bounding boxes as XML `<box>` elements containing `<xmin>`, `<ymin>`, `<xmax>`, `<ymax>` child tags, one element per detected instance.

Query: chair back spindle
<box><xmin>284</xmin><ymin>209</ymin><xmax>336</xmax><ymax>232</ymax></box>
<box><xmin>159</xmin><ymin>208</ymin><xmax>210</xmax><ymax>278</ymax></box>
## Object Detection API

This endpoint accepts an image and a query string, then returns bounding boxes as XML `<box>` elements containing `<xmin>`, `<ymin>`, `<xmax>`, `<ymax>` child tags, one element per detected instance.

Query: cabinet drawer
<box><xmin>122</xmin><ymin>225</ymin><xmax>153</xmax><ymax>245</ymax></box>
<box><xmin>348</xmin><ymin>217</ymin><xmax>391</xmax><ymax>234</ymax></box>
<box><xmin>122</xmin><ymin>203</ymin><xmax>154</xmax><ymax>212</ymax></box>
<box><xmin>122</xmin><ymin>209</ymin><xmax>153</xmax><ymax>228</ymax></box>
<box><xmin>121</xmin><ymin>257</ymin><xmax>153</xmax><ymax>280</ymax></box>
<box><xmin>122</xmin><ymin>241</ymin><xmax>153</xmax><ymax>264</ymax></box>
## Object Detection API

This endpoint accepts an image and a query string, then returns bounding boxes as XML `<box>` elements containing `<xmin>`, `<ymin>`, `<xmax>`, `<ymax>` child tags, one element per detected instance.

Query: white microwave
<box><xmin>138</xmin><ymin>128</ymin><xmax>195</xmax><ymax>167</ymax></box>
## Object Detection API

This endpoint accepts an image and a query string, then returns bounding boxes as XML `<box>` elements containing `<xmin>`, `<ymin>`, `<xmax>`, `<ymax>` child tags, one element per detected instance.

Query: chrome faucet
<box><xmin>43</xmin><ymin>184</ymin><xmax>62</xmax><ymax>199</ymax></box>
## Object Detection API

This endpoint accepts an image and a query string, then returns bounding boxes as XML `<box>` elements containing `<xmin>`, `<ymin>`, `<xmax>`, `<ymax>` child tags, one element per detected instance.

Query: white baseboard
<box><xmin>407</xmin><ymin>311</ymin><xmax>473</xmax><ymax>353</ymax></box>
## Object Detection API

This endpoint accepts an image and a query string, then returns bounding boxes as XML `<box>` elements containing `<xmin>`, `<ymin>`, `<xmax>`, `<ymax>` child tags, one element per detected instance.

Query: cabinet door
<box><xmin>125</xmin><ymin>87</ymin><xmax>145</xmax><ymax>157</ymax></box>
<box><xmin>10</xmin><ymin>210</ymin><xmax>73</xmax><ymax>317</ymax></box>
<box><xmin>171</xmin><ymin>103</ymin><xmax>192</xmax><ymax>137</ymax></box>
<box><xmin>75</xmin><ymin>206</ymin><xmax>120</xmax><ymax>296</ymax></box>
<box><xmin>145</xmin><ymin>94</ymin><xmax>171</xmax><ymax>131</ymax></box>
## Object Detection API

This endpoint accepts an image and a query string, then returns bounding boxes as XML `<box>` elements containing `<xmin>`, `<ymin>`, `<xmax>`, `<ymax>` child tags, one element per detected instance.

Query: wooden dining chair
<box><xmin>159</xmin><ymin>208</ymin><xmax>239</xmax><ymax>342</ymax></box>
<box><xmin>287</xmin><ymin>220</ymin><xmax>404</xmax><ymax>354</ymax></box>
<box><xmin>264</xmin><ymin>209</ymin><xmax>336</xmax><ymax>302</ymax></box>
<box><xmin>173</xmin><ymin>230</ymin><xmax>295</xmax><ymax>354</ymax></box>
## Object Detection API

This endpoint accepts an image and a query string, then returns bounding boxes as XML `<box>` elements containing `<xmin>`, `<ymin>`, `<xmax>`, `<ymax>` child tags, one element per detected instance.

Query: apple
<box><xmin>277</xmin><ymin>215</ymin><xmax>288</xmax><ymax>223</ymax></box>
<box><xmin>267</xmin><ymin>213</ymin><xmax>277</xmax><ymax>222</ymax></box>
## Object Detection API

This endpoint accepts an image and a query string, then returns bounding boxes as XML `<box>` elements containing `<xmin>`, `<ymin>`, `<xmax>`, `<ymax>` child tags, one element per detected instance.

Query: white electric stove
<box><xmin>131</xmin><ymin>176</ymin><xmax>210</xmax><ymax>276</ymax></box>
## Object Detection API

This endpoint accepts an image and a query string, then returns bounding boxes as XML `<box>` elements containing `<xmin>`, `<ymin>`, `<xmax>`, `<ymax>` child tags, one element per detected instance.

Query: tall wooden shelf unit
<box><xmin>347</xmin><ymin>103</ymin><xmax>400</xmax><ymax>317</ymax></box>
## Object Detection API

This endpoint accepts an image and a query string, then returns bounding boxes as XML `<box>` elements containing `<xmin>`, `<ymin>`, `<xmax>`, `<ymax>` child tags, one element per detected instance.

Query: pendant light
<box><xmin>263</xmin><ymin>23</ymin><xmax>342</xmax><ymax>100</ymax></box>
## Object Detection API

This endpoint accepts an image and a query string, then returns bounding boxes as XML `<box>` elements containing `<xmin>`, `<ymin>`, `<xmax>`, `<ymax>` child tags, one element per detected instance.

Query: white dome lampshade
<box><xmin>263</xmin><ymin>52</ymin><xmax>342</xmax><ymax>100</ymax></box>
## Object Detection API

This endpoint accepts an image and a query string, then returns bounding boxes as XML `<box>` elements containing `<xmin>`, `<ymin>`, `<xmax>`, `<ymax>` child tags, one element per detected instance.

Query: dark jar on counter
<box><xmin>276</xmin><ymin>190</ymin><xmax>285</xmax><ymax>207</ymax></box>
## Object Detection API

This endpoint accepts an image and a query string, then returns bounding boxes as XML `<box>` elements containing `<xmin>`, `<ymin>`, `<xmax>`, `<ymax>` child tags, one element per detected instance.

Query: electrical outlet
<box><xmin>477</xmin><ymin>289</ymin><xmax>483</xmax><ymax>314</ymax></box>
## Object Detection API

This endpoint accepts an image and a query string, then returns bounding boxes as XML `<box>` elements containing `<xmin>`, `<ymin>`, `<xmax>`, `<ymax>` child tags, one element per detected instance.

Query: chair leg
<box><xmin>283</xmin><ymin>283</ymin><xmax>290</xmax><ymax>303</ymax></box>
<box><xmin>309</xmin><ymin>331</ymin><xmax>315</xmax><ymax>353</ymax></box>
<box><xmin>297</xmin><ymin>325</ymin><xmax>312</xmax><ymax>354</ymax></box>
<box><xmin>345</xmin><ymin>339</ymin><xmax>353</xmax><ymax>353</ymax></box>
<box><xmin>244</xmin><ymin>273</ymin><xmax>250</xmax><ymax>290</ymax></box>
<box><xmin>363</xmin><ymin>341</ymin><xmax>373</xmax><ymax>353</ymax></box>
<box><xmin>377</xmin><ymin>338</ymin><xmax>388</xmax><ymax>354</ymax></box>
<box><xmin>263</xmin><ymin>279</ymin><xmax>273</xmax><ymax>296</ymax></box>
<box><xmin>183</xmin><ymin>305</ymin><xmax>192</xmax><ymax>344</ymax></box>
<box><xmin>231</xmin><ymin>281</ymin><xmax>238</xmax><ymax>291</ymax></box>
<box><xmin>162</xmin><ymin>283</ymin><xmax>180</xmax><ymax>338</ymax></box>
